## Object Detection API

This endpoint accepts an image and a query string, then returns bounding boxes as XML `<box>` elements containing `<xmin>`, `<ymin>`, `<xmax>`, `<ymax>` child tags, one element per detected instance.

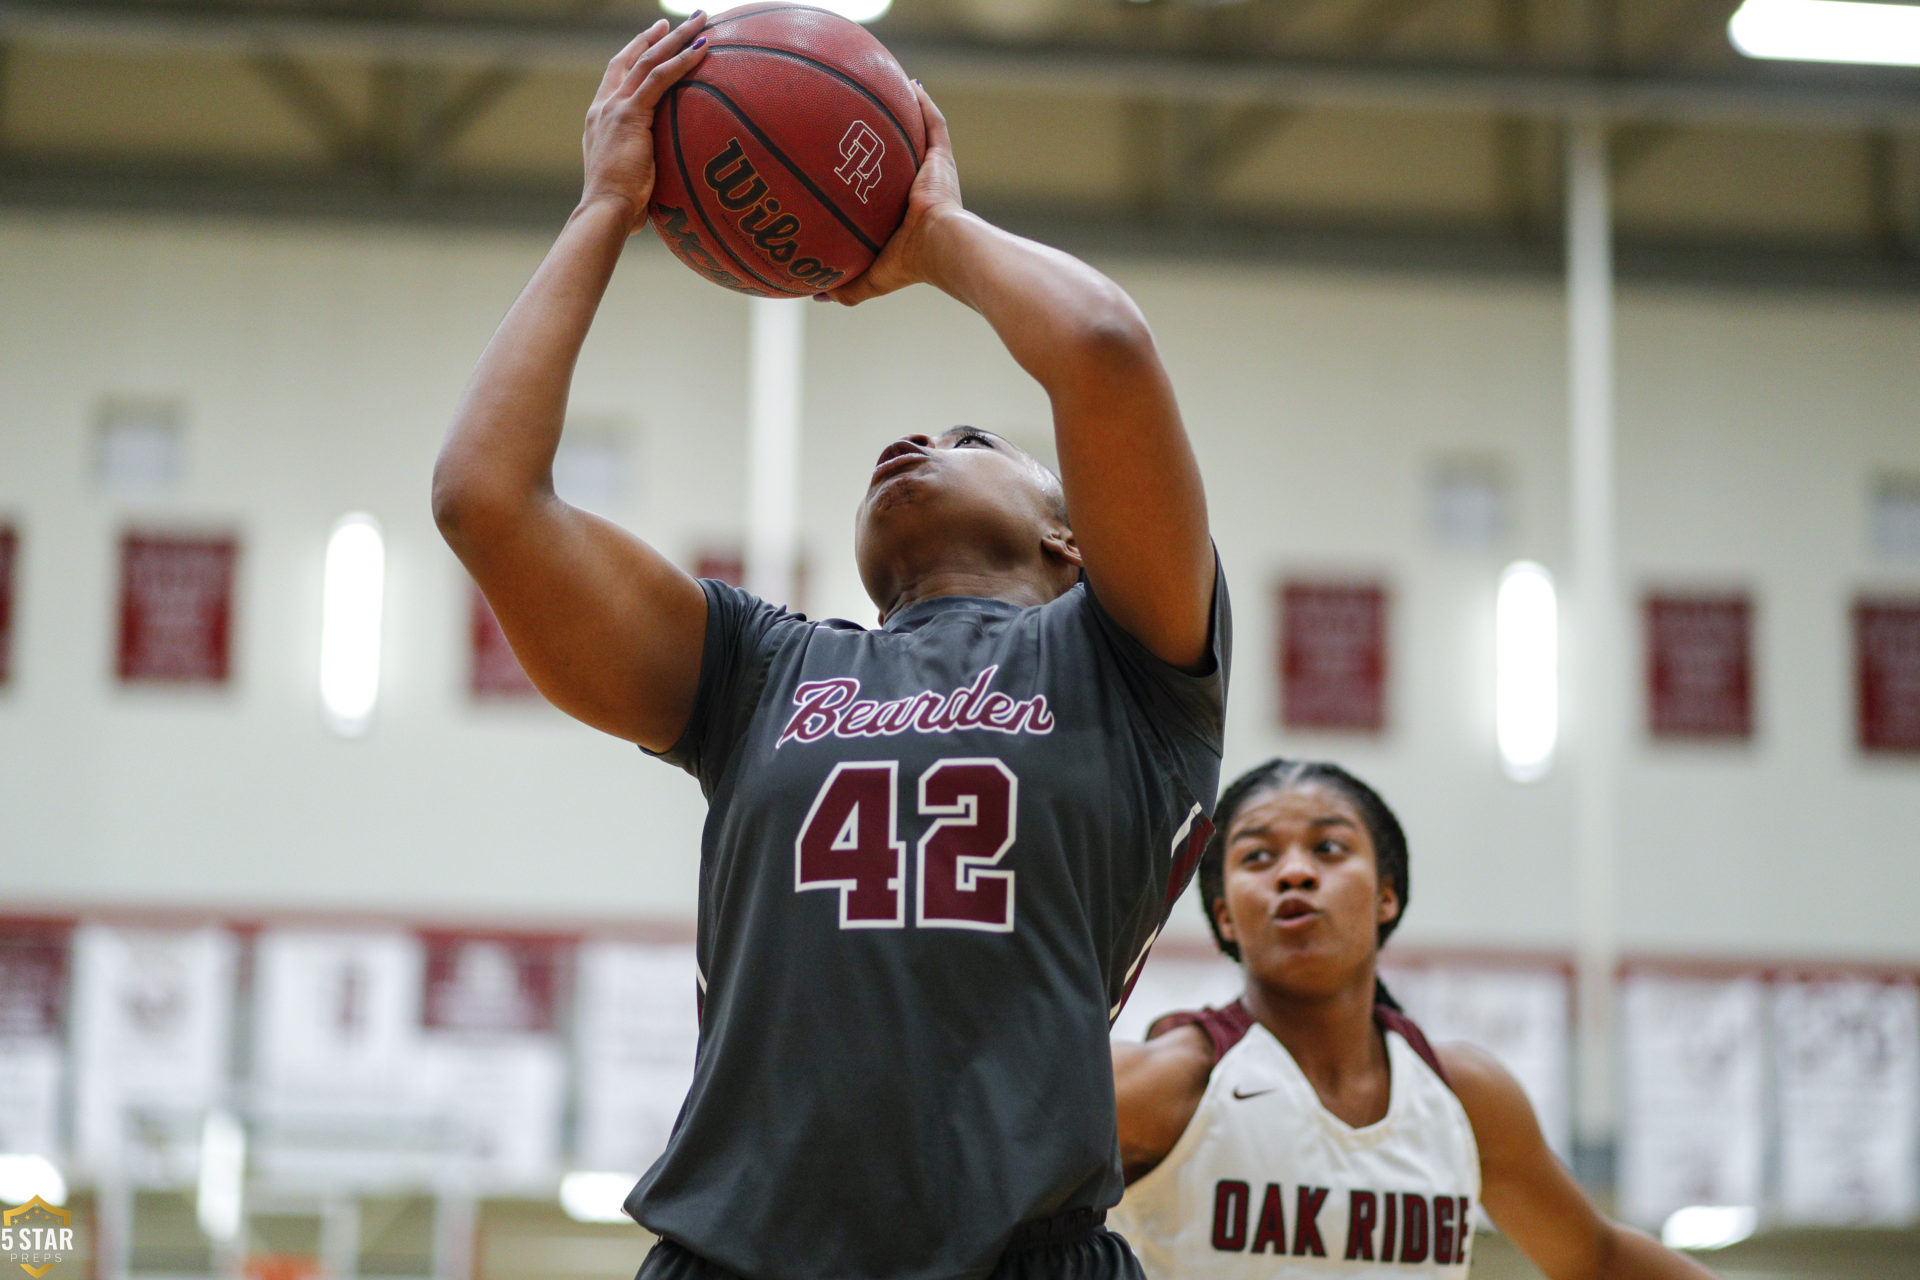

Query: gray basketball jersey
<box><xmin>627</xmin><ymin>567</ymin><xmax>1231</xmax><ymax>1280</ymax></box>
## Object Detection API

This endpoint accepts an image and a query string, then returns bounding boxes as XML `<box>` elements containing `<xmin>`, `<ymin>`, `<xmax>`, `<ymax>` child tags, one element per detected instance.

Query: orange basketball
<box><xmin>648</xmin><ymin>4</ymin><xmax>926</xmax><ymax>297</ymax></box>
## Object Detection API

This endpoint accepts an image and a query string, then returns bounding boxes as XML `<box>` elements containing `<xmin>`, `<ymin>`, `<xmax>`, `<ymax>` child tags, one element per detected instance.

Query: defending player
<box><xmin>1110</xmin><ymin>760</ymin><xmax>1717</xmax><ymax>1279</ymax></box>
<box><xmin>433</xmin><ymin>15</ymin><xmax>1227</xmax><ymax>1280</ymax></box>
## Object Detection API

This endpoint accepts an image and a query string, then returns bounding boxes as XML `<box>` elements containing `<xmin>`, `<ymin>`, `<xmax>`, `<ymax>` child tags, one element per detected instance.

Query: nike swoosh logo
<box><xmin>1232</xmin><ymin>1087</ymin><xmax>1276</xmax><ymax>1100</ymax></box>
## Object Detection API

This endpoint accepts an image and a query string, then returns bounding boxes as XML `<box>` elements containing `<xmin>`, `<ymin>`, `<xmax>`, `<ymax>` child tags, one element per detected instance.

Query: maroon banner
<box><xmin>1856</xmin><ymin>598</ymin><xmax>1920</xmax><ymax>755</ymax></box>
<box><xmin>1279</xmin><ymin>580</ymin><xmax>1389</xmax><ymax>732</ymax></box>
<box><xmin>0</xmin><ymin>525</ymin><xmax>15</xmax><ymax>686</ymax></box>
<box><xmin>0</xmin><ymin>924</ymin><xmax>69</xmax><ymax>1038</ymax></box>
<box><xmin>1644</xmin><ymin>593</ymin><xmax>1753</xmax><ymax>740</ymax></box>
<box><xmin>116</xmin><ymin>533</ymin><xmax>237</xmax><ymax>684</ymax></box>
<box><xmin>470</xmin><ymin>586</ymin><xmax>538</xmax><ymax>697</ymax></box>
<box><xmin>419</xmin><ymin>932</ymin><xmax>562</xmax><ymax>1034</ymax></box>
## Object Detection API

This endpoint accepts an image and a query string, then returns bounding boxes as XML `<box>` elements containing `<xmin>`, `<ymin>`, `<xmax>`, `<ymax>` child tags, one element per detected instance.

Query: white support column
<box><xmin>1565</xmin><ymin>114</ymin><xmax>1622</xmax><ymax>1153</ymax></box>
<box><xmin>745</xmin><ymin>297</ymin><xmax>805</xmax><ymax>606</ymax></box>
<box><xmin>430</xmin><ymin>1190</ymin><xmax>477</xmax><ymax>1280</ymax></box>
<box><xmin>94</xmin><ymin>1179</ymin><xmax>133</xmax><ymax>1280</ymax></box>
<box><xmin>320</xmin><ymin>1195</ymin><xmax>361</xmax><ymax>1280</ymax></box>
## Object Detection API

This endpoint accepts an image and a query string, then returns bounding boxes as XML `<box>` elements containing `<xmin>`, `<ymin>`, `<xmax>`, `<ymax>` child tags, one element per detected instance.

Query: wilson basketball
<box><xmin>649</xmin><ymin>4</ymin><xmax>926</xmax><ymax>297</ymax></box>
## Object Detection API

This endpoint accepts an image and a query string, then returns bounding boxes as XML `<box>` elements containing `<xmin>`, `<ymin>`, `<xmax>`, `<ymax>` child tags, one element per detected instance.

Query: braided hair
<box><xmin>1197</xmin><ymin>758</ymin><xmax>1409</xmax><ymax>1010</ymax></box>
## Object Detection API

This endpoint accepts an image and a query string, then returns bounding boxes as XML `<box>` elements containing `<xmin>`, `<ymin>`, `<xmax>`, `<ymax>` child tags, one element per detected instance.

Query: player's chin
<box><xmin>861</xmin><ymin>468</ymin><xmax>935</xmax><ymax>517</ymax></box>
<box><xmin>1255</xmin><ymin>931</ymin><xmax>1347</xmax><ymax>975</ymax></box>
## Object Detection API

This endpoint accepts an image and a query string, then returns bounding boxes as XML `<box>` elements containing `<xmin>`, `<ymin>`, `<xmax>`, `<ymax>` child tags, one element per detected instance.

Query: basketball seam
<box><xmin>681</xmin><ymin>79</ymin><xmax>883</xmax><ymax>257</ymax></box>
<box><xmin>668</xmin><ymin>86</ymin><xmax>810</xmax><ymax>297</ymax></box>
<box><xmin>702</xmin><ymin>3</ymin><xmax>801</xmax><ymax>35</ymax></box>
<box><xmin>704</xmin><ymin>43</ymin><xmax>921</xmax><ymax>168</ymax></box>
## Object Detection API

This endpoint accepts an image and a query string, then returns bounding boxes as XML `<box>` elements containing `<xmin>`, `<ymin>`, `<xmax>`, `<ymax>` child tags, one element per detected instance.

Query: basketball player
<box><xmin>1109</xmin><ymin>760</ymin><xmax>1716</xmax><ymax>1279</ymax></box>
<box><xmin>433</xmin><ymin>15</ymin><xmax>1227</xmax><ymax>1280</ymax></box>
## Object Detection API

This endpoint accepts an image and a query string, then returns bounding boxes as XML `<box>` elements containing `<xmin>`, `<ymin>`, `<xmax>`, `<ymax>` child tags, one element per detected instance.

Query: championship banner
<box><xmin>1109</xmin><ymin>947</ymin><xmax>1242</xmax><ymax>1046</ymax></box>
<box><xmin>1855</xmin><ymin>599</ymin><xmax>1920</xmax><ymax>754</ymax></box>
<box><xmin>71</xmin><ymin>925</ymin><xmax>236</xmax><ymax>1183</ymax></box>
<box><xmin>1278</xmin><ymin>580</ymin><xmax>1389</xmax><ymax>733</ymax></box>
<box><xmin>0</xmin><ymin>926</ymin><xmax>67</xmax><ymax>1160</ymax></box>
<box><xmin>416</xmin><ymin>932</ymin><xmax>566</xmax><ymax>1190</ymax></box>
<box><xmin>574</xmin><ymin>941</ymin><xmax>705</xmax><ymax>1172</ymax></box>
<box><xmin>1618</xmin><ymin>973</ymin><xmax>1766</xmax><ymax>1227</ymax></box>
<box><xmin>1381</xmin><ymin>961</ymin><xmax>1573</xmax><ymax>1157</ymax></box>
<box><xmin>1772</xmin><ymin>975</ymin><xmax>1920</xmax><ymax>1225</ymax></box>
<box><xmin>115</xmin><ymin>533</ymin><xmax>239</xmax><ymax>684</ymax></box>
<box><xmin>1643</xmin><ymin>593</ymin><xmax>1752</xmax><ymax>740</ymax></box>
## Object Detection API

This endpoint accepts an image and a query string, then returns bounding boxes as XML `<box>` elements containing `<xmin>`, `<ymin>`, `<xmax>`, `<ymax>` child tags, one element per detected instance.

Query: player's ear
<box><xmin>1212</xmin><ymin>892</ymin><xmax>1237</xmax><ymax>945</ymax></box>
<box><xmin>1376</xmin><ymin>880</ymin><xmax>1400</xmax><ymax>930</ymax></box>
<box><xmin>1041</xmin><ymin>526</ymin><xmax>1081</xmax><ymax>569</ymax></box>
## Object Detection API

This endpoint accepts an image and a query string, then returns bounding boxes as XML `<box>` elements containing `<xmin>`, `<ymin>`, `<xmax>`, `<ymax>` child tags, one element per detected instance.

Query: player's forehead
<box><xmin>1227</xmin><ymin>782</ymin><xmax>1368</xmax><ymax>845</ymax></box>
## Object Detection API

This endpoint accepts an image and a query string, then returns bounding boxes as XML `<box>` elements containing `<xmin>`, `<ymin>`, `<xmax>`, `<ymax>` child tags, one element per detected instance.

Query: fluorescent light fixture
<box><xmin>1496</xmin><ymin>561</ymin><xmax>1558</xmax><ymax>782</ymax></box>
<box><xmin>0</xmin><ymin>1154</ymin><xmax>67</xmax><ymax>1206</ymax></box>
<box><xmin>1660</xmin><ymin>1204</ymin><xmax>1758</xmax><ymax>1251</ymax></box>
<box><xmin>662</xmin><ymin>0</ymin><xmax>892</xmax><ymax>21</ymax></box>
<box><xmin>559</xmin><ymin>1171</ymin><xmax>638</xmax><ymax>1224</ymax></box>
<box><xmin>1729</xmin><ymin>0</ymin><xmax>1920</xmax><ymax>66</ymax></box>
<box><xmin>196</xmin><ymin>1110</ymin><xmax>246</xmax><ymax>1242</ymax></box>
<box><xmin>320</xmin><ymin>513</ymin><xmax>385</xmax><ymax>737</ymax></box>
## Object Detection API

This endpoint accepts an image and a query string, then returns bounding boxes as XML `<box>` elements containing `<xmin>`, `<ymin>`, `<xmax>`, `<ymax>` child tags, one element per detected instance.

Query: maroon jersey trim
<box><xmin>1144</xmin><ymin>998</ymin><xmax>1454</xmax><ymax>1092</ymax></box>
<box><xmin>1145</xmin><ymin>1000</ymin><xmax>1256</xmax><ymax>1063</ymax></box>
<box><xmin>1374</xmin><ymin>1004</ymin><xmax>1451</xmax><ymax>1089</ymax></box>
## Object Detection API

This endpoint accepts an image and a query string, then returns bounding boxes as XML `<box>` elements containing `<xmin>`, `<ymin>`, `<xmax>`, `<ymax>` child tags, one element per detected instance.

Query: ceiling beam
<box><xmin>3</xmin><ymin>0</ymin><xmax>1919</xmax><ymax>130</ymax></box>
<box><xmin>4</xmin><ymin>150</ymin><xmax>1919</xmax><ymax>294</ymax></box>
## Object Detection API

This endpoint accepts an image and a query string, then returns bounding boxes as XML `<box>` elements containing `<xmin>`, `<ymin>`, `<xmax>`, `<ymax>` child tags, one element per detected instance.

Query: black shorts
<box><xmin>634</xmin><ymin>1211</ymin><xmax>1146</xmax><ymax>1280</ymax></box>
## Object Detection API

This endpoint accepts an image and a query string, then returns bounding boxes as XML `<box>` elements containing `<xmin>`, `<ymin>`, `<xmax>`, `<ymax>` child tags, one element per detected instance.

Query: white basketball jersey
<box><xmin>1110</xmin><ymin>1001</ymin><xmax>1479</xmax><ymax>1279</ymax></box>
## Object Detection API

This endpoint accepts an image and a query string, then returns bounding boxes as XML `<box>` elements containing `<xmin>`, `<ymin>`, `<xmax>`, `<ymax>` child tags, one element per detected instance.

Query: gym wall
<box><xmin>1</xmin><ymin>211</ymin><xmax>1915</xmax><ymax>960</ymax></box>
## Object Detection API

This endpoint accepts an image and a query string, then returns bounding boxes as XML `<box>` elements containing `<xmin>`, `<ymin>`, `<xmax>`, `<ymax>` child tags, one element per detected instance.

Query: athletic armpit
<box><xmin>1114</xmin><ymin>1026</ymin><xmax>1214</xmax><ymax>1183</ymax></box>
<box><xmin>643</xmin><ymin>579</ymin><xmax>801</xmax><ymax>793</ymax></box>
<box><xmin>1080</xmin><ymin>552</ymin><xmax>1231</xmax><ymax>753</ymax></box>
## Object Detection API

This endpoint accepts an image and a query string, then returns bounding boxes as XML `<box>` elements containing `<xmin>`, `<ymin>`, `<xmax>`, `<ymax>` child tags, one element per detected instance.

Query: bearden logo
<box><xmin>834</xmin><ymin>121</ymin><xmax>885</xmax><ymax>204</ymax></box>
<box><xmin>701</xmin><ymin>139</ymin><xmax>845</xmax><ymax>290</ymax></box>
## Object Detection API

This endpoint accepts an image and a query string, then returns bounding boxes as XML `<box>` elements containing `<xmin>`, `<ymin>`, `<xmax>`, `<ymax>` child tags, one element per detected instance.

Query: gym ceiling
<box><xmin>1</xmin><ymin>0</ymin><xmax>1917</xmax><ymax>289</ymax></box>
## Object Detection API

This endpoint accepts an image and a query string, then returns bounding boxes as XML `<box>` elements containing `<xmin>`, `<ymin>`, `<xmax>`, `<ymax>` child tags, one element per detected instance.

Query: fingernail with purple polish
<box><xmin>693</xmin><ymin>36</ymin><xmax>707</xmax><ymax>47</ymax></box>
<box><xmin>812</xmin><ymin>293</ymin><xmax>830</xmax><ymax>302</ymax></box>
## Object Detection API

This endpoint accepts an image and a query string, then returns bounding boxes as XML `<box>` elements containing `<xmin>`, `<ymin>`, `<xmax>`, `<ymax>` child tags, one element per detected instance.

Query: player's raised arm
<box><xmin>833</xmin><ymin>88</ymin><xmax>1214</xmax><ymax>671</ymax></box>
<box><xmin>1441</xmin><ymin>1043</ymin><xmax>1720</xmax><ymax>1280</ymax></box>
<box><xmin>432</xmin><ymin>17</ymin><xmax>712</xmax><ymax>749</ymax></box>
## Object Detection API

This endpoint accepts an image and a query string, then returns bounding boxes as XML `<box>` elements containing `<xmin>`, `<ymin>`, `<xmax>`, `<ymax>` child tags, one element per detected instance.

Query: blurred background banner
<box><xmin>1381</xmin><ymin>956</ymin><xmax>1575</xmax><ymax>1159</ymax></box>
<box><xmin>1619</xmin><ymin>970</ymin><xmax>1767</xmax><ymax>1228</ymax></box>
<box><xmin>415</xmin><ymin>932</ymin><xmax>567</xmax><ymax>1192</ymax></box>
<box><xmin>572</xmin><ymin>940</ymin><xmax>701</xmax><ymax>1176</ymax></box>
<box><xmin>71</xmin><ymin>926</ymin><xmax>235</xmax><ymax>1186</ymax></box>
<box><xmin>250</xmin><ymin>930</ymin><xmax>431</xmax><ymax>1189</ymax></box>
<box><xmin>1772</xmin><ymin>974</ymin><xmax>1920</xmax><ymax>1226</ymax></box>
<box><xmin>0</xmin><ymin>924</ymin><xmax>67</xmax><ymax>1162</ymax></box>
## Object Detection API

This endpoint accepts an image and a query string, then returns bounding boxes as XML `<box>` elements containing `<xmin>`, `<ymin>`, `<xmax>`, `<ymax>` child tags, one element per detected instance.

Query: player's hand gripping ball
<box><xmin>647</xmin><ymin>3</ymin><xmax>927</xmax><ymax>298</ymax></box>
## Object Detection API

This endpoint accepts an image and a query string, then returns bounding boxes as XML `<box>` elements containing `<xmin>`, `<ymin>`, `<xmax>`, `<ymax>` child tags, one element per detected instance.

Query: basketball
<box><xmin>648</xmin><ymin>3</ymin><xmax>926</xmax><ymax>298</ymax></box>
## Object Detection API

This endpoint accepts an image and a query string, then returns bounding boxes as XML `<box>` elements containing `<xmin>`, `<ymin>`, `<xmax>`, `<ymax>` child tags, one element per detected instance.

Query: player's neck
<box><xmin>880</xmin><ymin>568</ymin><xmax>1062</xmax><ymax>621</ymax></box>
<box><xmin>1244</xmin><ymin>972</ymin><xmax>1390</xmax><ymax>1122</ymax></box>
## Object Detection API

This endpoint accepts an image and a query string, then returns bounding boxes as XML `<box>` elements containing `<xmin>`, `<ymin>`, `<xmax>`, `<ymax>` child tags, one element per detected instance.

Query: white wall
<box><xmin>1</xmin><ymin>212</ymin><xmax>1916</xmax><ymax>960</ymax></box>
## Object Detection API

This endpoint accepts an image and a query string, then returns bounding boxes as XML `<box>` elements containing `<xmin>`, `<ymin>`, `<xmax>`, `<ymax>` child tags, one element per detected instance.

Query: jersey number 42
<box><xmin>795</xmin><ymin>759</ymin><xmax>1016</xmax><ymax>932</ymax></box>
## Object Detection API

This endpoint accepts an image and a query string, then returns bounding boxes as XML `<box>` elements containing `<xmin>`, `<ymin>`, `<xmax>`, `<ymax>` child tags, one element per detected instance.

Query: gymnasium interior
<box><xmin>1</xmin><ymin>0</ymin><xmax>1917</xmax><ymax>1277</ymax></box>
